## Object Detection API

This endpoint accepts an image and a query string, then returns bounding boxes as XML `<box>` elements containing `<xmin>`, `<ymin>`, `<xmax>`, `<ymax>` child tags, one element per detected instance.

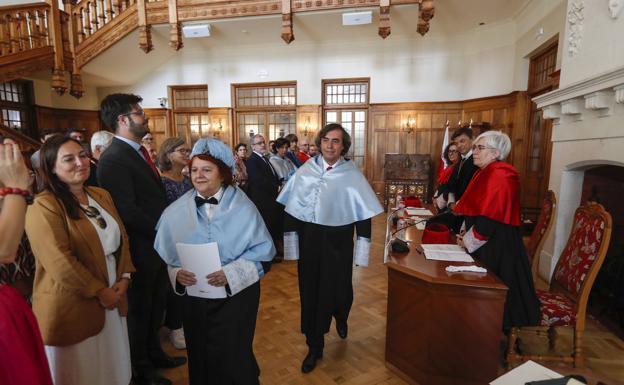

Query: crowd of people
<box><xmin>0</xmin><ymin>92</ymin><xmax>542</xmax><ymax>385</ymax></box>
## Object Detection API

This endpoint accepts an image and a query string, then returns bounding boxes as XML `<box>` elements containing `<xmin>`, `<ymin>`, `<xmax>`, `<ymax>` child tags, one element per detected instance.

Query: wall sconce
<box><xmin>158</xmin><ymin>97</ymin><xmax>168</xmax><ymax>108</ymax></box>
<box><xmin>212</xmin><ymin>119</ymin><xmax>223</xmax><ymax>137</ymax></box>
<box><xmin>301</xmin><ymin>117</ymin><xmax>312</xmax><ymax>137</ymax></box>
<box><xmin>404</xmin><ymin>115</ymin><xmax>416</xmax><ymax>134</ymax></box>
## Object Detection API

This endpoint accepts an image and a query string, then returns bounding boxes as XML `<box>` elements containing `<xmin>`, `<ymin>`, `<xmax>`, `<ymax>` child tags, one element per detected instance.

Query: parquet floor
<box><xmin>161</xmin><ymin>215</ymin><xmax>624</xmax><ymax>384</ymax></box>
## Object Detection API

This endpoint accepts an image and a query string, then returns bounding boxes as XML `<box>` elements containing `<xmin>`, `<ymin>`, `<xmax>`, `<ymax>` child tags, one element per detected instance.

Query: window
<box><xmin>528</xmin><ymin>42</ymin><xmax>557</xmax><ymax>94</ymax></box>
<box><xmin>169</xmin><ymin>85</ymin><xmax>214</xmax><ymax>145</ymax></box>
<box><xmin>0</xmin><ymin>80</ymin><xmax>36</xmax><ymax>138</ymax></box>
<box><xmin>322</xmin><ymin>78</ymin><xmax>370</xmax><ymax>172</ymax></box>
<box><xmin>233</xmin><ymin>82</ymin><xmax>297</xmax><ymax>144</ymax></box>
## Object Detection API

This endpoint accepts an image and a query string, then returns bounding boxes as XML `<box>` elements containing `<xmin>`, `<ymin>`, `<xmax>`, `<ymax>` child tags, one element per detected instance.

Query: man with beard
<box><xmin>98</xmin><ymin>94</ymin><xmax>185</xmax><ymax>385</ymax></box>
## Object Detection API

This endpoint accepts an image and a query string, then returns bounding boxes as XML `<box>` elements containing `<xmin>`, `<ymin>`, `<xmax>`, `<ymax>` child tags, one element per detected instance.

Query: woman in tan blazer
<box><xmin>25</xmin><ymin>135</ymin><xmax>135</xmax><ymax>385</ymax></box>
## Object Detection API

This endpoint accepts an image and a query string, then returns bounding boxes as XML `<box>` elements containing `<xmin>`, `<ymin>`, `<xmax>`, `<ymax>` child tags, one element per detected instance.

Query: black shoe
<box><xmin>336</xmin><ymin>319</ymin><xmax>348</xmax><ymax>339</ymax></box>
<box><xmin>301</xmin><ymin>349</ymin><xmax>323</xmax><ymax>373</ymax></box>
<box><xmin>132</xmin><ymin>373</ymin><xmax>172</xmax><ymax>385</ymax></box>
<box><xmin>151</xmin><ymin>355</ymin><xmax>187</xmax><ymax>369</ymax></box>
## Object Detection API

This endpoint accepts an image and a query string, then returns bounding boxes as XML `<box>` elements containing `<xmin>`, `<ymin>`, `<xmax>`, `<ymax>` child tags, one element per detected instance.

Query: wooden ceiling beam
<box><xmin>281</xmin><ymin>0</ymin><xmax>294</xmax><ymax>44</ymax></box>
<box><xmin>378</xmin><ymin>0</ymin><xmax>390</xmax><ymax>39</ymax></box>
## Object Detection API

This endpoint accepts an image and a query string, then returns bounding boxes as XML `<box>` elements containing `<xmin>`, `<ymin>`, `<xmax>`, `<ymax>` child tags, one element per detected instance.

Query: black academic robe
<box><xmin>449</xmin><ymin>154</ymin><xmax>478</xmax><ymax>202</ymax></box>
<box><xmin>465</xmin><ymin>215</ymin><xmax>540</xmax><ymax>329</ymax></box>
<box><xmin>284</xmin><ymin>213</ymin><xmax>371</xmax><ymax>350</ymax></box>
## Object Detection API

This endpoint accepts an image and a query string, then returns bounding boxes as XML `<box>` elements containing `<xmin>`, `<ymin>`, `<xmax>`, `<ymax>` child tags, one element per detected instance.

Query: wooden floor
<box><xmin>161</xmin><ymin>215</ymin><xmax>624</xmax><ymax>384</ymax></box>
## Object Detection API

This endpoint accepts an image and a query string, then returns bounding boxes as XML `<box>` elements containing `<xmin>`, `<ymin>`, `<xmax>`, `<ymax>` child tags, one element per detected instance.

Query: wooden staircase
<box><xmin>2</xmin><ymin>0</ymin><xmax>427</xmax><ymax>98</ymax></box>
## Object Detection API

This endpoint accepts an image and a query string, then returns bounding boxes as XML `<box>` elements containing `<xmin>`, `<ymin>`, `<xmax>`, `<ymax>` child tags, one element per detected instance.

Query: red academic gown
<box><xmin>455</xmin><ymin>161</ymin><xmax>540</xmax><ymax>329</ymax></box>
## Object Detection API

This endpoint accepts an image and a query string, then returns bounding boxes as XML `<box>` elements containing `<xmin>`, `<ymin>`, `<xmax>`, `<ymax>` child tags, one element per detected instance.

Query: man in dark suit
<box><xmin>98</xmin><ymin>94</ymin><xmax>185</xmax><ymax>385</ymax></box>
<box><xmin>245</xmin><ymin>134</ymin><xmax>281</xmax><ymax>259</ymax></box>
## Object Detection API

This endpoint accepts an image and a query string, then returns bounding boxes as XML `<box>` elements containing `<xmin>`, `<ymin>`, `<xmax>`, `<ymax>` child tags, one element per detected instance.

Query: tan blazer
<box><xmin>25</xmin><ymin>186</ymin><xmax>135</xmax><ymax>346</ymax></box>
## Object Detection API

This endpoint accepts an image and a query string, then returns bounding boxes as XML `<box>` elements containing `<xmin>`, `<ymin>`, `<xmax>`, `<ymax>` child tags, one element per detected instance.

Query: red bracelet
<box><xmin>0</xmin><ymin>187</ymin><xmax>33</xmax><ymax>205</ymax></box>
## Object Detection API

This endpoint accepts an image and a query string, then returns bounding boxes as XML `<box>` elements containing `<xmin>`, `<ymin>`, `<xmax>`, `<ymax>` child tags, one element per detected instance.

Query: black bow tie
<box><xmin>195</xmin><ymin>196</ymin><xmax>219</xmax><ymax>207</ymax></box>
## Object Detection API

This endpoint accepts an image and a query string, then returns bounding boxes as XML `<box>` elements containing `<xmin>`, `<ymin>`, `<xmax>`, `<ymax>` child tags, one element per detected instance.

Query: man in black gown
<box><xmin>277</xmin><ymin>124</ymin><xmax>383</xmax><ymax>373</ymax></box>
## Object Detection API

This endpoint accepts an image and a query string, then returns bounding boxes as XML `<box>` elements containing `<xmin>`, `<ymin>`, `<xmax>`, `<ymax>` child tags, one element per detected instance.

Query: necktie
<box><xmin>139</xmin><ymin>145</ymin><xmax>159</xmax><ymax>177</ymax></box>
<box><xmin>457</xmin><ymin>157</ymin><xmax>466</xmax><ymax>174</ymax></box>
<box><xmin>195</xmin><ymin>196</ymin><xmax>219</xmax><ymax>207</ymax></box>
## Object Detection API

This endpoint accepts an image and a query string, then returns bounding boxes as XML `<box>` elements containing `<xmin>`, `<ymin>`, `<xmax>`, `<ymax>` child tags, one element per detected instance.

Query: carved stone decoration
<box><xmin>567</xmin><ymin>0</ymin><xmax>584</xmax><ymax>56</ymax></box>
<box><xmin>608</xmin><ymin>0</ymin><xmax>623</xmax><ymax>18</ymax></box>
<box><xmin>169</xmin><ymin>22</ymin><xmax>183</xmax><ymax>51</ymax></box>
<box><xmin>584</xmin><ymin>91</ymin><xmax>613</xmax><ymax>117</ymax></box>
<box><xmin>138</xmin><ymin>25</ymin><xmax>153</xmax><ymax>53</ymax></box>
<box><xmin>70</xmin><ymin>73</ymin><xmax>85</xmax><ymax>99</ymax></box>
<box><xmin>51</xmin><ymin>68</ymin><xmax>66</xmax><ymax>96</ymax></box>
<box><xmin>614</xmin><ymin>85</ymin><xmax>624</xmax><ymax>104</ymax></box>
<box><xmin>542</xmin><ymin>104</ymin><xmax>562</xmax><ymax>120</ymax></box>
<box><xmin>560</xmin><ymin>98</ymin><xmax>584</xmax><ymax>121</ymax></box>
<box><xmin>378</xmin><ymin>0</ymin><xmax>390</xmax><ymax>39</ymax></box>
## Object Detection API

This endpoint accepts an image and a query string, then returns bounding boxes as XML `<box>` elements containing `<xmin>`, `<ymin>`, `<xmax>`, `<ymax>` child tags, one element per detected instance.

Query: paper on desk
<box><xmin>445</xmin><ymin>265</ymin><xmax>487</xmax><ymax>273</ymax></box>
<box><xmin>176</xmin><ymin>242</ymin><xmax>227</xmax><ymax>299</ymax></box>
<box><xmin>405</xmin><ymin>207</ymin><xmax>434</xmax><ymax>216</ymax></box>
<box><xmin>421</xmin><ymin>244</ymin><xmax>474</xmax><ymax>262</ymax></box>
<box><xmin>490</xmin><ymin>360</ymin><xmax>563</xmax><ymax>385</ymax></box>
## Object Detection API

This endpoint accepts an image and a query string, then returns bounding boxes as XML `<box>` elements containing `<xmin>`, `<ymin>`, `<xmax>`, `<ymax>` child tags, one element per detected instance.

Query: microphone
<box><xmin>388</xmin><ymin>211</ymin><xmax>453</xmax><ymax>253</ymax></box>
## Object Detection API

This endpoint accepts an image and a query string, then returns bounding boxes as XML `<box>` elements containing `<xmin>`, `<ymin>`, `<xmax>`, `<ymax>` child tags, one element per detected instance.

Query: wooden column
<box><xmin>64</xmin><ymin>0</ymin><xmax>84</xmax><ymax>99</ymax></box>
<box><xmin>47</xmin><ymin>0</ymin><xmax>66</xmax><ymax>95</ymax></box>
<box><xmin>281</xmin><ymin>0</ymin><xmax>294</xmax><ymax>44</ymax></box>
<box><xmin>168</xmin><ymin>0</ymin><xmax>182</xmax><ymax>50</ymax></box>
<box><xmin>137</xmin><ymin>0</ymin><xmax>152</xmax><ymax>53</ymax></box>
<box><xmin>378</xmin><ymin>0</ymin><xmax>390</xmax><ymax>39</ymax></box>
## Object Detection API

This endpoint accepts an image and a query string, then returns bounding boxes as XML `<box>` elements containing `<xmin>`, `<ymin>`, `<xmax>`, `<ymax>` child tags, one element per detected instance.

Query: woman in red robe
<box><xmin>455</xmin><ymin>131</ymin><xmax>540</xmax><ymax>329</ymax></box>
<box><xmin>433</xmin><ymin>142</ymin><xmax>460</xmax><ymax>211</ymax></box>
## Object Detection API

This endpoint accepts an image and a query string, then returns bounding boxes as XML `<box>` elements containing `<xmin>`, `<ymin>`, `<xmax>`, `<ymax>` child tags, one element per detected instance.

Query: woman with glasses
<box><xmin>269</xmin><ymin>138</ymin><xmax>296</xmax><ymax>186</ymax></box>
<box><xmin>433</xmin><ymin>141</ymin><xmax>460</xmax><ymax>211</ymax></box>
<box><xmin>455</xmin><ymin>131</ymin><xmax>539</xmax><ymax>330</ymax></box>
<box><xmin>25</xmin><ymin>135</ymin><xmax>135</xmax><ymax>385</ymax></box>
<box><xmin>156</xmin><ymin>137</ymin><xmax>192</xmax><ymax>206</ymax></box>
<box><xmin>141</xmin><ymin>133</ymin><xmax>157</xmax><ymax>161</ymax></box>
<box><xmin>155</xmin><ymin>137</ymin><xmax>192</xmax><ymax>349</ymax></box>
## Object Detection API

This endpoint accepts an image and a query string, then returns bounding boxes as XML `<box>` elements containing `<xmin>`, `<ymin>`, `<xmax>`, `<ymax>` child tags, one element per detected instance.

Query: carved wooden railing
<box><xmin>0</xmin><ymin>3</ymin><xmax>51</xmax><ymax>56</ymax></box>
<box><xmin>0</xmin><ymin>2</ymin><xmax>80</xmax><ymax>96</ymax></box>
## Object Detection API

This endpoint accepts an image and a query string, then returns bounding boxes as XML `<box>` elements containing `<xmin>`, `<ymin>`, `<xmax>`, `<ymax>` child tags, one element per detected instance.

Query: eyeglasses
<box><xmin>253</xmin><ymin>140</ymin><xmax>265</xmax><ymax>145</ymax></box>
<box><xmin>448</xmin><ymin>149</ymin><xmax>459</xmax><ymax>154</ymax></box>
<box><xmin>142</xmin><ymin>137</ymin><xmax>154</xmax><ymax>143</ymax></box>
<box><xmin>121</xmin><ymin>110</ymin><xmax>146</xmax><ymax>118</ymax></box>
<box><xmin>472</xmin><ymin>144</ymin><xmax>496</xmax><ymax>152</ymax></box>
<box><xmin>81</xmin><ymin>205</ymin><xmax>107</xmax><ymax>229</ymax></box>
<box><xmin>175</xmin><ymin>148</ymin><xmax>191</xmax><ymax>154</ymax></box>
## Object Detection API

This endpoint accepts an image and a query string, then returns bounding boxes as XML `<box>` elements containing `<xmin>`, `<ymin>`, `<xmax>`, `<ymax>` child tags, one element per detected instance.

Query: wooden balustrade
<box><xmin>0</xmin><ymin>3</ymin><xmax>52</xmax><ymax>57</ymax></box>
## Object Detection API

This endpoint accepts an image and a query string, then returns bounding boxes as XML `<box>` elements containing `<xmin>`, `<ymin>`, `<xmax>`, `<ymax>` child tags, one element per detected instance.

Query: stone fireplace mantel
<box><xmin>533</xmin><ymin>65</ymin><xmax>624</xmax><ymax>125</ymax></box>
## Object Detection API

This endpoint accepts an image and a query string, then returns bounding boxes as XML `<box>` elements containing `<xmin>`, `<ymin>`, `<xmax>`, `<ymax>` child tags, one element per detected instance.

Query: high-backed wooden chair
<box><xmin>507</xmin><ymin>203</ymin><xmax>612</xmax><ymax>368</ymax></box>
<box><xmin>525</xmin><ymin>190</ymin><xmax>557</xmax><ymax>281</ymax></box>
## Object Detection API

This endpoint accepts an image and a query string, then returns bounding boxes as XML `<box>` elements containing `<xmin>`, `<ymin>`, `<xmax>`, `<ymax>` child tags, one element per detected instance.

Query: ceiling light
<box><xmin>342</xmin><ymin>11</ymin><xmax>373</xmax><ymax>26</ymax></box>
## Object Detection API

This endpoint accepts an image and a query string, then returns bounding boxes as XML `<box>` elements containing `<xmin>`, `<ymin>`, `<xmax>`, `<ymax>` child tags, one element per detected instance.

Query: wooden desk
<box><xmin>385</xmin><ymin>224</ymin><xmax>508</xmax><ymax>385</ymax></box>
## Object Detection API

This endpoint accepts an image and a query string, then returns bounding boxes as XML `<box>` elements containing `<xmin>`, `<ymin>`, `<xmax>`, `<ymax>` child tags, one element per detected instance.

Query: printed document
<box><xmin>422</xmin><ymin>244</ymin><xmax>474</xmax><ymax>262</ymax></box>
<box><xmin>176</xmin><ymin>242</ymin><xmax>227</xmax><ymax>299</ymax></box>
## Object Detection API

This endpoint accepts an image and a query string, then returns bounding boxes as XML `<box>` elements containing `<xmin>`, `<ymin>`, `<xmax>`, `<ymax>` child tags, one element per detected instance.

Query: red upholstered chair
<box><xmin>525</xmin><ymin>190</ymin><xmax>557</xmax><ymax>281</ymax></box>
<box><xmin>507</xmin><ymin>203</ymin><xmax>612</xmax><ymax>368</ymax></box>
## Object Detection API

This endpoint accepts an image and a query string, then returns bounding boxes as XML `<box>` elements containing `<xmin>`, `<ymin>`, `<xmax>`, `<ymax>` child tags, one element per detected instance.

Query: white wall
<box><xmin>95</xmin><ymin>1</ymin><xmax>568</xmax><ymax>108</ymax></box>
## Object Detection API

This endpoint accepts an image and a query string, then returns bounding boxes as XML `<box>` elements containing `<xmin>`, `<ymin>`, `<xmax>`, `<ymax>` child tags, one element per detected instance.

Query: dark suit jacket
<box><xmin>97</xmin><ymin>137</ymin><xmax>167</xmax><ymax>270</ymax></box>
<box><xmin>448</xmin><ymin>154</ymin><xmax>478</xmax><ymax>202</ymax></box>
<box><xmin>245</xmin><ymin>152</ymin><xmax>280</xmax><ymax>210</ymax></box>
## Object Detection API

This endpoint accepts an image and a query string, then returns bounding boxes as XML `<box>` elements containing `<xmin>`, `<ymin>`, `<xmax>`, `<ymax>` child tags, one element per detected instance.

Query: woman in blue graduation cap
<box><xmin>154</xmin><ymin>138</ymin><xmax>275</xmax><ymax>385</ymax></box>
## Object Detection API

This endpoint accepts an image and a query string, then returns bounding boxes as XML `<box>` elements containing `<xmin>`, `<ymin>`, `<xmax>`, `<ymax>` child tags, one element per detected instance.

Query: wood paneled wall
<box><xmin>145</xmin><ymin>108</ymin><xmax>171</xmax><ymax>152</ymax></box>
<box><xmin>35</xmin><ymin>105</ymin><xmax>101</xmax><ymax>137</ymax></box>
<box><xmin>367</xmin><ymin>92</ymin><xmax>531</xmax><ymax>204</ymax></box>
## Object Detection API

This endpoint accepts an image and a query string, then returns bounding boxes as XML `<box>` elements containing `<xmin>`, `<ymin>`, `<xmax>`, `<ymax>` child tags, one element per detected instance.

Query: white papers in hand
<box><xmin>445</xmin><ymin>265</ymin><xmax>487</xmax><ymax>273</ymax></box>
<box><xmin>176</xmin><ymin>242</ymin><xmax>227</xmax><ymax>299</ymax></box>
<box><xmin>421</xmin><ymin>244</ymin><xmax>474</xmax><ymax>262</ymax></box>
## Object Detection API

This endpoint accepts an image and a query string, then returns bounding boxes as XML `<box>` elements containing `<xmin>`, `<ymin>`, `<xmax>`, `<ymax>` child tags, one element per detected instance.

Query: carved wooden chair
<box><xmin>507</xmin><ymin>203</ymin><xmax>612</xmax><ymax>368</ymax></box>
<box><xmin>525</xmin><ymin>190</ymin><xmax>557</xmax><ymax>281</ymax></box>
